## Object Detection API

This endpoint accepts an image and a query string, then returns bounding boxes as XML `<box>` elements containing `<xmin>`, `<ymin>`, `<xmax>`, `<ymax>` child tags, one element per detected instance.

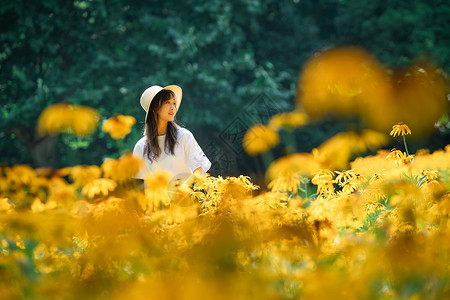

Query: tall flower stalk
<box><xmin>390</xmin><ymin>122</ymin><xmax>412</xmax><ymax>156</ymax></box>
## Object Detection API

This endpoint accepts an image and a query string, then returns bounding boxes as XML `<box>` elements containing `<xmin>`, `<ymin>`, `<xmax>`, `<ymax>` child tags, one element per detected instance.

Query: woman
<box><xmin>133</xmin><ymin>85</ymin><xmax>211</xmax><ymax>181</ymax></box>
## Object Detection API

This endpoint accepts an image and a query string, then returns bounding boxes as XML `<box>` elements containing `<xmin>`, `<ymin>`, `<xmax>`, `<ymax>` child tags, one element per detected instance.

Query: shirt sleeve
<box><xmin>184</xmin><ymin>132</ymin><xmax>211</xmax><ymax>173</ymax></box>
<box><xmin>133</xmin><ymin>139</ymin><xmax>149</xmax><ymax>180</ymax></box>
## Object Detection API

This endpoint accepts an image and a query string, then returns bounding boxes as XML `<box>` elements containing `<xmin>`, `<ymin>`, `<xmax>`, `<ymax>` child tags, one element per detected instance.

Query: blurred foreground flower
<box><xmin>298</xmin><ymin>46</ymin><xmax>390</xmax><ymax>120</ymax></box>
<box><xmin>144</xmin><ymin>170</ymin><xmax>172</xmax><ymax>212</ymax></box>
<box><xmin>315</xmin><ymin>130</ymin><xmax>389</xmax><ymax>170</ymax></box>
<box><xmin>0</xmin><ymin>143</ymin><xmax>448</xmax><ymax>299</ymax></box>
<box><xmin>266</xmin><ymin>153</ymin><xmax>321</xmax><ymax>181</ymax></box>
<box><xmin>243</xmin><ymin>125</ymin><xmax>279</xmax><ymax>156</ymax></box>
<box><xmin>4</xmin><ymin>165</ymin><xmax>38</xmax><ymax>187</ymax></box>
<box><xmin>70</xmin><ymin>165</ymin><xmax>102</xmax><ymax>186</ymax></box>
<box><xmin>0</xmin><ymin>198</ymin><xmax>13</xmax><ymax>214</ymax></box>
<box><xmin>268</xmin><ymin>172</ymin><xmax>304</xmax><ymax>194</ymax></box>
<box><xmin>385</xmin><ymin>63</ymin><xmax>449</xmax><ymax>137</ymax></box>
<box><xmin>102</xmin><ymin>153</ymin><xmax>142</xmax><ymax>184</ymax></box>
<box><xmin>102</xmin><ymin>115</ymin><xmax>136</xmax><ymax>139</ymax></box>
<box><xmin>297</xmin><ymin>47</ymin><xmax>448</xmax><ymax>138</ymax></box>
<box><xmin>81</xmin><ymin>178</ymin><xmax>117</xmax><ymax>199</ymax></box>
<box><xmin>38</xmin><ymin>103</ymin><xmax>100</xmax><ymax>137</ymax></box>
<box><xmin>269</xmin><ymin>110</ymin><xmax>308</xmax><ymax>130</ymax></box>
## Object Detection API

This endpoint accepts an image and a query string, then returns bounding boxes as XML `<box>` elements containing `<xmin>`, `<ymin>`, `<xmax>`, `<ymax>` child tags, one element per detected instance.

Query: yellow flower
<box><xmin>416</xmin><ymin>169</ymin><xmax>438</xmax><ymax>183</ymax></box>
<box><xmin>168</xmin><ymin>179</ymin><xmax>196</xmax><ymax>207</ymax></box>
<box><xmin>311</xmin><ymin>169</ymin><xmax>335</xmax><ymax>186</ymax></box>
<box><xmin>316</xmin><ymin>130</ymin><xmax>388</xmax><ymax>170</ymax></box>
<box><xmin>92</xmin><ymin>196</ymin><xmax>126</xmax><ymax>217</ymax></box>
<box><xmin>334</xmin><ymin>170</ymin><xmax>356</xmax><ymax>187</ymax></box>
<box><xmin>266</xmin><ymin>153</ymin><xmax>322</xmax><ymax>181</ymax></box>
<box><xmin>150</xmin><ymin>204</ymin><xmax>198</xmax><ymax>226</ymax></box>
<box><xmin>359</xmin><ymin>129</ymin><xmax>389</xmax><ymax>151</ymax></box>
<box><xmin>81</xmin><ymin>178</ymin><xmax>117</xmax><ymax>199</ymax></box>
<box><xmin>243</xmin><ymin>125</ymin><xmax>280</xmax><ymax>156</ymax></box>
<box><xmin>390</xmin><ymin>63</ymin><xmax>448</xmax><ymax>138</ymax></box>
<box><xmin>37</xmin><ymin>104</ymin><xmax>72</xmax><ymax>135</ymax></box>
<box><xmin>307</xmin><ymin>195</ymin><xmax>335</xmax><ymax>221</ymax></box>
<box><xmin>70</xmin><ymin>199</ymin><xmax>95</xmax><ymax>217</ymax></box>
<box><xmin>369</xmin><ymin>171</ymin><xmax>385</xmax><ymax>184</ymax></box>
<box><xmin>55</xmin><ymin>167</ymin><xmax>72</xmax><ymax>177</ymax></box>
<box><xmin>38</xmin><ymin>103</ymin><xmax>100</xmax><ymax>137</ymax></box>
<box><xmin>5</xmin><ymin>165</ymin><xmax>38</xmax><ymax>187</ymax></box>
<box><xmin>0</xmin><ymin>198</ymin><xmax>13</xmax><ymax>214</ymax></box>
<box><xmin>102</xmin><ymin>153</ymin><xmax>143</xmax><ymax>184</ymax></box>
<box><xmin>438</xmin><ymin>192</ymin><xmax>450</xmax><ymax>215</ymax></box>
<box><xmin>247</xmin><ymin>191</ymin><xmax>288</xmax><ymax>210</ymax></box>
<box><xmin>15</xmin><ymin>235</ymin><xmax>26</xmax><ymax>249</ymax></box>
<box><xmin>145</xmin><ymin>170</ymin><xmax>172</xmax><ymax>190</ymax></box>
<box><xmin>390</xmin><ymin>122</ymin><xmax>411</xmax><ymax>137</ymax></box>
<box><xmin>269</xmin><ymin>110</ymin><xmax>308</xmax><ymax>130</ymax></box>
<box><xmin>31</xmin><ymin>198</ymin><xmax>57</xmax><ymax>212</ymax></box>
<box><xmin>297</xmin><ymin>46</ymin><xmax>391</xmax><ymax>120</ymax></box>
<box><xmin>0</xmin><ymin>175</ymin><xmax>7</xmax><ymax>193</ymax></box>
<box><xmin>386</xmin><ymin>149</ymin><xmax>414</xmax><ymax>166</ymax></box>
<box><xmin>47</xmin><ymin>178</ymin><xmax>77</xmax><ymax>206</ymax></box>
<box><xmin>70</xmin><ymin>165</ymin><xmax>102</xmax><ymax>186</ymax></box>
<box><xmin>102</xmin><ymin>115</ymin><xmax>136</xmax><ymax>139</ymax></box>
<box><xmin>339</xmin><ymin>174</ymin><xmax>366</xmax><ymax>194</ymax></box>
<box><xmin>144</xmin><ymin>170</ymin><xmax>173</xmax><ymax>212</ymax></box>
<box><xmin>71</xmin><ymin>106</ymin><xmax>101</xmax><ymax>136</ymax></box>
<box><xmin>341</xmin><ymin>180</ymin><xmax>359</xmax><ymax>194</ymax></box>
<box><xmin>350</xmin><ymin>150</ymin><xmax>392</xmax><ymax>178</ymax></box>
<box><xmin>268</xmin><ymin>172</ymin><xmax>303</xmax><ymax>194</ymax></box>
<box><xmin>311</xmin><ymin>169</ymin><xmax>335</xmax><ymax>196</ymax></box>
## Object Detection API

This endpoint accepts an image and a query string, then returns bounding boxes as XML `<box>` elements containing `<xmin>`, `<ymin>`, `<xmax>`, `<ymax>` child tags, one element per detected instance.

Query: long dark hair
<box><xmin>144</xmin><ymin>89</ymin><xmax>178</xmax><ymax>162</ymax></box>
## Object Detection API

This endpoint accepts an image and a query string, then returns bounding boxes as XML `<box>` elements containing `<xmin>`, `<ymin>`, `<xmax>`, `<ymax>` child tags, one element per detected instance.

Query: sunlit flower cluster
<box><xmin>38</xmin><ymin>104</ymin><xmax>137</xmax><ymax>142</ymax></box>
<box><xmin>38</xmin><ymin>103</ymin><xmax>101</xmax><ymax>136</ymax></box>
<box><xmin>1</xmin><ymin>128</ymin><xmax>449</xmax><ymax>299</ymax></box>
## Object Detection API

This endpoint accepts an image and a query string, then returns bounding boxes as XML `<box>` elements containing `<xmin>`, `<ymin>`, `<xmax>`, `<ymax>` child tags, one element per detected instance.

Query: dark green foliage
<box><xmin>0</xmin><ymin>0</ymin><xmax>448</xmax><ymax>171</ymax></box>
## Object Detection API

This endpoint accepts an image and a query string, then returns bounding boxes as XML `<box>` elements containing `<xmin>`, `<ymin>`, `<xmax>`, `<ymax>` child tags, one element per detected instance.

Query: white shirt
<box><xmin>133</xmin><ymin>127</ymin><xmax>211</xmax><ymax>180</ymax></box>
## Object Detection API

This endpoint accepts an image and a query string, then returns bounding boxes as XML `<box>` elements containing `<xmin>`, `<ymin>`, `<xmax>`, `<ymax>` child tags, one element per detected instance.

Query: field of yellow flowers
<box><xmin>2</xmin><ymin>121</ymin><xmax>449</xmax><ymax>299</ymax></box>
<box><xmin>1</xmin><ymin>47</ymin><xmax>449</xmax><ymax>299</ymax></box>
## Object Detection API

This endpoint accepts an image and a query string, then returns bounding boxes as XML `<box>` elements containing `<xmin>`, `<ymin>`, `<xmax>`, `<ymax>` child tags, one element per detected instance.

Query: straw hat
<box><xmin>140</xmin><ymin>85</ymin><xmax>182</xmax><ymax>113</ymax></box>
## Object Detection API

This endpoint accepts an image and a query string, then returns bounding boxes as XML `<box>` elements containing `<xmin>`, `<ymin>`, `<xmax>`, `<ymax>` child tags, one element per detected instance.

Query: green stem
<box><xmin>402</xmin><ymin>135</ymin><xmax>410</xmax><ymax>156</ymax></box>
<box><xmin>402</xmin><ymin>135</ymin><xmax>414</xmax><ymax>182</ymax></box>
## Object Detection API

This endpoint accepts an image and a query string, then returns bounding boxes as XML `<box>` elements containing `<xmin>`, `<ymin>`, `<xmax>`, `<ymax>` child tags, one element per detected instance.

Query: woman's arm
<box><xmin>182</xmin><ymin>129</ymin><xmax>211</xmax><ymax>174</ymax></box>
<box><xmin>193</xmin><ymin>166</ymin><xmax>206</xmax><ymax>175</ymax></box>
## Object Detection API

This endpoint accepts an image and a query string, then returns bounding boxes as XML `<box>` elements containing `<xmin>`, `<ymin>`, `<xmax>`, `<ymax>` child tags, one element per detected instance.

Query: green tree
<box><xmin>1</xmin><ymin>0</ymin><xmax>448</xmax><ymax>171</ymax></box>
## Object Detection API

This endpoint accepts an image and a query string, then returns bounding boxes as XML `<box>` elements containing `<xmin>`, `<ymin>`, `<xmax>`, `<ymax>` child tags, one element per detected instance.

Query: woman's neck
<box><xmin>157</xmin><ymin>121</ymin><xmax>168</xmax><ymax>136</ymax></box>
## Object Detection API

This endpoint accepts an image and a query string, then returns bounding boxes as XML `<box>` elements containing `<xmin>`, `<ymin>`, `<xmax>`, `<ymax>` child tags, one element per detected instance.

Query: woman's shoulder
<box><xmin>176</xmin><ymin>126</ymin><xmax>194</xmax><ymax>138</ymax></box>
<box><xmin>135</xmin><ymin>136</ymin><xmax>147</xmax><ymax>144</ymax></box>
<box><xmin>133</xmin><ymin>136</ymin><xmax>147</xmax><ymax>150</ymax></box>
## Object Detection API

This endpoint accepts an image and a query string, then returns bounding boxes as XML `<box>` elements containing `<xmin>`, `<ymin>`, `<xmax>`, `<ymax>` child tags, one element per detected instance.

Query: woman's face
<box><xmin>157</xmin><ymin>97</ymin><xmax>177</xmax><ymax>123</ymax></box>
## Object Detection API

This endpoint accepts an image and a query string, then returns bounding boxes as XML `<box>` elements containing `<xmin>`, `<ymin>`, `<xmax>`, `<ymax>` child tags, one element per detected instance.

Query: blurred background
<box><xmin>1</xmin><ymin>0</ymin><xmax>449</xmax><ymax>182</ymax></box>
